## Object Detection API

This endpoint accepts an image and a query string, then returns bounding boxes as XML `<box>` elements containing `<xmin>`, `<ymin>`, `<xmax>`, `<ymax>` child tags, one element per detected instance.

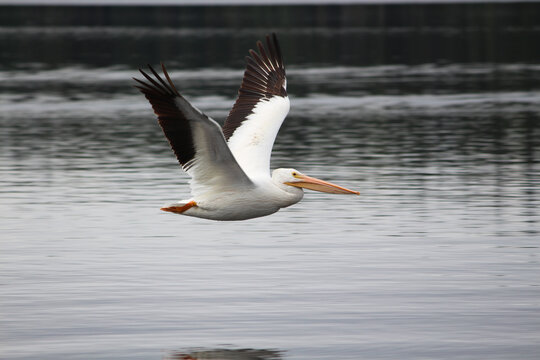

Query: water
<box><xmin>1</xmin><ymin>4</ymin><xmax>539</xmax><ymax>360</ymax></box>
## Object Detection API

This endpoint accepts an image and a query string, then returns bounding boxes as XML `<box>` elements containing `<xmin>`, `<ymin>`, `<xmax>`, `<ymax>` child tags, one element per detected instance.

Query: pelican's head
<box><xmin>272</xmin><ymin>168</ymin><xmax>360</xmax><ymax>195</ymax></box>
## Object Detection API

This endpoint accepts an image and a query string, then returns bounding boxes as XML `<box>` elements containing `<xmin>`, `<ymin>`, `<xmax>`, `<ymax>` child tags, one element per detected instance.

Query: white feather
<box><xmin>227</xmin><ymin>95</ymin><xmax>290</xmax><ymax>178</ymax></box>
<box><xmin>172</xmin><ymin>97</ymin><xmax>253</xmax><ymax>199</ymax></box>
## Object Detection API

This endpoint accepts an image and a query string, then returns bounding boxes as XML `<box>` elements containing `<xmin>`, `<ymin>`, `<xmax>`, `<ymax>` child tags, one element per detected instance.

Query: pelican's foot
<box><xmin>160</xmin><ymin>200</ymin><xmax>197</xmax><ymax>214</ymax></box>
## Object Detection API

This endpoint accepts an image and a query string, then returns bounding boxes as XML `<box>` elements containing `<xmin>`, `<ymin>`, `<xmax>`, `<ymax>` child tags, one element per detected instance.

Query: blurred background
<box><xmin>1</xmin><ymin>2</ymin><xmax>539</xmax><ymax>360</ymax></box>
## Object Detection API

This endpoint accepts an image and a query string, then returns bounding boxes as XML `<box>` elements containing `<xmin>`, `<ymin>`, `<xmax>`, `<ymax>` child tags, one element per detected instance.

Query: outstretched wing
<box><xmin>134</xmin><ymin>64</ymin><xmax>253</xmax><ymax>198</ymax></box>
<box><xmin>223</xmin><ymin>33</ymin><xmax>290</xmax><ymax>178</ymax></box>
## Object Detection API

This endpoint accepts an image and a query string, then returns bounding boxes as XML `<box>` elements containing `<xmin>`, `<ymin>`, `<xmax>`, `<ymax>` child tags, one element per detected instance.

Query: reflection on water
<box><xmin>1</xmin><ymin>3</ymin><xmax>539</xmax><ymax>360</ymax></box>
<box><xmin>166</xmin><ymin>348</ymin><xmax>282</xmax><ymax>360</ymax></box>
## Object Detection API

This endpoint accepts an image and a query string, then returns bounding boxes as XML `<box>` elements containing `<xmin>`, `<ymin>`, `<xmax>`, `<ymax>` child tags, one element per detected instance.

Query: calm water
<box><xmin>1</xmin><ymin>4</ymin><xmax>540</xmax><ymax>360</ymax></box>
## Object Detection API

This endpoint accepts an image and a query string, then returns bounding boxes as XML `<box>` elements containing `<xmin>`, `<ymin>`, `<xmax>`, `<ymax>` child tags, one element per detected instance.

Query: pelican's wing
<box><xmin>223</xmin><ymin>33</ymin><xmax>290</xmax><ymax>178</ymax></box>
<box><xmin>134</xmin><ymin>64</ymin><xmax>253</xmax><ymax>197</ymax></box>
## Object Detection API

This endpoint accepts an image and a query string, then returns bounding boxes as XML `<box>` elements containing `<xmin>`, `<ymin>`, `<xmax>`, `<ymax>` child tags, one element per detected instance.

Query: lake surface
<box><xmin>1</xmin><ymin>4</ymin><xmax>539</xmax><ymax>360</ymax></box>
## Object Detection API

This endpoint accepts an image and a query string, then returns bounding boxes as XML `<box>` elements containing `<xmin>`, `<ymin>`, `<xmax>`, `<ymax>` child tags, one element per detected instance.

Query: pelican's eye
<box><xmin>292</xmin><ymin>172</ymin><xmax>298</xmax><ymax>177</ymax></box>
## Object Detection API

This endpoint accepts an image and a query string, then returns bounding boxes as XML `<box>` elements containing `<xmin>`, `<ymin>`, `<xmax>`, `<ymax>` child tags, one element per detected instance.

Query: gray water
<box><xmin>1</xmin><ymin>4</ymin><xmax>540</xmax><ymax>360</ymax></box>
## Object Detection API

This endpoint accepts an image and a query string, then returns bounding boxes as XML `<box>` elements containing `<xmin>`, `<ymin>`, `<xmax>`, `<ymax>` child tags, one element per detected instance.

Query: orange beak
<box><xmin>285</xmin><ymin>174</ymin><xmax>359</xmax><ymax>195</ymax></box>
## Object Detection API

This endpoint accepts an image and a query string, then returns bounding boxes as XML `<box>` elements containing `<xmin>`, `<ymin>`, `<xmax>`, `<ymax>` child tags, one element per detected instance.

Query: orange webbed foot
<box><xmin>160</xmin><ymin>200</ymin><xmax>197</xmax><ymax>214</ymax></box>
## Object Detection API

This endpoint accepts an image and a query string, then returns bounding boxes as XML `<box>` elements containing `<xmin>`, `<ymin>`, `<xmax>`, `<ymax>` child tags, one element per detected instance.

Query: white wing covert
<box><xmin>222</xmin><ymin>34</ymin><xmax>289</xmax><ymax>179</ymax></box>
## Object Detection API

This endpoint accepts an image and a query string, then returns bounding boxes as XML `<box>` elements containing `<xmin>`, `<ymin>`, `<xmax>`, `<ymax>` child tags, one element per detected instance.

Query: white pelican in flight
<box><xmin>134</xmin><ymin>34</ymin><xmax>359</xmax><ymax>221</ymax></box>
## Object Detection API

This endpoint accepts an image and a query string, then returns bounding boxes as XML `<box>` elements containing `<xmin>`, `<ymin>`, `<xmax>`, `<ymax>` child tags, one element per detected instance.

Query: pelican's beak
<box><xmin>285</xmin><ymin>174</ymin><xmax>360</xmax><ymax>195</ymax></box>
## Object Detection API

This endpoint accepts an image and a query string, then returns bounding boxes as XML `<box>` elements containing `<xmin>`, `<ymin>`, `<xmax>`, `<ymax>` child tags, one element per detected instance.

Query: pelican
<box><xmin>134</xmin><ymin>34</ymin><xmax>359</xmax><ymax>221</ymax></box>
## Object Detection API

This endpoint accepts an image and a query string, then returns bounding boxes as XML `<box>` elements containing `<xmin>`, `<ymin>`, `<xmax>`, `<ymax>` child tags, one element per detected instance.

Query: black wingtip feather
<box><xmin>134</xmin><ymin>64</ymin><xmax>196</xmax><ymax>168</ymax></box>
<box><xmin>160</xmin><ymin>62</ymin><xmax>181</xmax><ymax>97</ymax></box>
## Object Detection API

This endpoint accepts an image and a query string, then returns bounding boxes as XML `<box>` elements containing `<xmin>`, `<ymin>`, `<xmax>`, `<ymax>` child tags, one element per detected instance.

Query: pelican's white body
<box><xmin>165</xmin><ymin>94</ymin><xmax>300</xmax><ymax>221</ymax></box>
<box><xmin>170</xmin><ymin>170</ymin><xmax>304</xmax><ymax>221</ymax></box>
